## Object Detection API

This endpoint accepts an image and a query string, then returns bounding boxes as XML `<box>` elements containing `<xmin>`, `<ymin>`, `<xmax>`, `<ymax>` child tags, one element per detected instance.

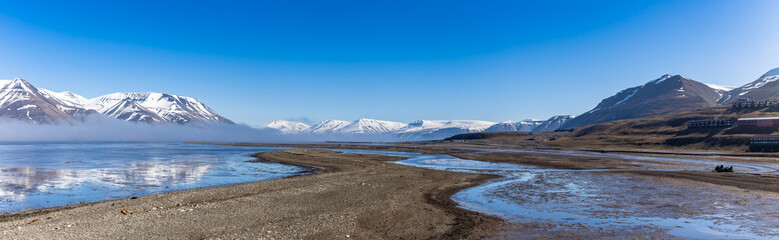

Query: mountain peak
<box><xmin>648</xmin><ymin>74</ymin><xmax>673</xmax><ymax>84</ymax></box>
<box><xmin>6</xmin><ymin>78</ymin><xmax>34</xmax><ymax>88</ymax></box>
<box><xmin>563</xmin><ymin>74</ymin><xmax>720</xmax><ymax>129</ymax></box>
<box><xmin>341</xmin><ymin>118</ymin><xmax>405</xmax><ymax>134</ymax></box>
<box><xmin>761</xmin><ymin>67</ymin><xmax>779</xmax><ymax>78</ymax></box>
<box><xmin>718</xmin><ymin>67</ymin><xmax>779</xmax><ymax>104</ymax></box>
<box><xmin>265</xmin><ymin>120</ymin><xmax>311</xmax><ymax>134</ymax></box>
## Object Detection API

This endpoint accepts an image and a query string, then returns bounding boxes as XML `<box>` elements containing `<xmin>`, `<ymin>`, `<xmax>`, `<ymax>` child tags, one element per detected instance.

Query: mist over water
<box><xmin>0</xmin><ymin>117</ymin><xmax>410</xmax><ymax>143</ymax></box>
<box><xmin>0</xmin><ymin>116</ymin><xmax>278</xmax><ymax>142</ymax></box>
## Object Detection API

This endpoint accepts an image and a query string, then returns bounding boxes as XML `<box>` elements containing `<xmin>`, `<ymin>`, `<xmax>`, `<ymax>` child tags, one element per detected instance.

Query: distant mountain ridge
<box><xmin>561</xmin><ymin>74</ymin><xmax>722</xmax><ymax>129</ymax></box>
<box><xmin>562</xmin><ymin>67</ymin><xmax>779</xmax><ymax>129</ymax></box>
<box><xmin>0</xmin><ymin>78</ymin><xmax>233</xmax><ymax>125</ymax></box>
<box><xmin>22</xmin><ymin>67</ymin><xmax>779</xmax><ymax>141</ymax></box>
<box><xmin>718</xmin><ymin>67</ymin><xmax>779</xmax><ymax>104</ymax></box>
<box><xmin>263</xmin><ymin>116</ymin><xmax>575</xmax><ymax>139</ymax></box>
<box><xmin>264</xmin><ymin>120</ymin><xmax>311</xmax><ymax>134</ymax></box>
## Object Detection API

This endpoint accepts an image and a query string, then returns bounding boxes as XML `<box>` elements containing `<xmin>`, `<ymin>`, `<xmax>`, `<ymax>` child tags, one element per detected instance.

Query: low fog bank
<box><xmin>271</xmin><ymin>132</ymin><xmax>420</xmax><ymax>143</ymax></box>
<box><xmin>0</xmin><ymin>116</ymin><xmax>283</xmax><ymax>142</ymax></box>
<box><xmin>0</xmin><ymin>117</ymin><xmax>429</xmax><ymax>143</ymax></box>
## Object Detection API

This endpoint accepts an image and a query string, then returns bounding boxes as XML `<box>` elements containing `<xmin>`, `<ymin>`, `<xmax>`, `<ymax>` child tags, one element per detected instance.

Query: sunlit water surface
<box><xmin>331</xmin><ymin>148</ymin><xmax>779</xmax><ymax>239</ymax></box>
<box><xmin>0</xmin><ymin>142</ymin><xmax>306</xmax><ymax>213</ymax></box>
<box><xmin>3</xmin><ymin>144</ymin><xmax>777</xmax><ymax>239</ymax></box>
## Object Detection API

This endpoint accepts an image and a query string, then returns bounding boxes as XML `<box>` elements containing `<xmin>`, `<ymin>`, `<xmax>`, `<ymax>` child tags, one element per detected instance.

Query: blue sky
<box><xmin>1</xmin><ymin>0</ymin><xmax>778</xmax><ymax>126</ymax></box>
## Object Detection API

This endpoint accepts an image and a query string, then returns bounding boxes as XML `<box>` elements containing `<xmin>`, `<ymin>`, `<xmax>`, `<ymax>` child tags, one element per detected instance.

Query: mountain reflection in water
<box><xmin>0</xmin><ymin>143</ymin><xmax>306</xmax><ymax>213</ymax></box>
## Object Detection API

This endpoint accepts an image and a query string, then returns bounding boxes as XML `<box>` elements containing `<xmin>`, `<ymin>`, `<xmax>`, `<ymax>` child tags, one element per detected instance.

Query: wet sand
<box><xmin>0</xmin><ymin>149</ymin><xmax>500</xmax><ymax>239</ymax></box>
<box><xmin>449</xmin><ymin>151</ymin><xmax>779</xmax><ymax>194</ymax></box>
<box><xmin>4</xmin><ymin>142</ymin><xmax>778</xmax><ymax>239</ymax></box>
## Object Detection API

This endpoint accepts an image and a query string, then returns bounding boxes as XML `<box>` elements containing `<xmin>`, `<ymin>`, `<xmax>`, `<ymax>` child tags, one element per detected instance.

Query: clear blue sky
<box><xmin>1</xmin><ymin>0</ymin><xmax>778</xmax><ymax>126</ymax></box>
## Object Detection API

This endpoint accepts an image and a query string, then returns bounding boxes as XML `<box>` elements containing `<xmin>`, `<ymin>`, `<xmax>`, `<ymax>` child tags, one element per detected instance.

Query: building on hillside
<box><xmin>736</xmin><ymin>117</ymin><xmax>779</xmax><ymax>127</ymax></box>
<box><xmin>687</xmin><ymin>118</ymin><xmax>735</xmax><ymax>128</ymax></box>
<box><xmin>731</xmin><ymin>100</ymin><xmax>779</xmax><ymax>109</ymax></box>
<box><xmin>749</xmin><ymin>135</ymin><xmax>779</xmax><ymax>152</ymax></box>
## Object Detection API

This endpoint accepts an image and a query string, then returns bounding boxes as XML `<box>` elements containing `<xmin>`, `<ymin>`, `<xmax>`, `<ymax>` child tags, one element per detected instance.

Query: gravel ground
<box><xmin>0</xmin><ymin>149</ymin><xmax>501</xmax><ymax>239</ymax></box>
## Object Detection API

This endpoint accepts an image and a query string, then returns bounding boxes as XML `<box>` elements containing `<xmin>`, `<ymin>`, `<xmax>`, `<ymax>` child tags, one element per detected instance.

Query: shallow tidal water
<box><xmin>0</xmin><ymin>142</ymin><xmax>307</xmax><ymax>213</ymax></box>
<box><xmin>2</xmin><ymin>143</ymin><xmax>777</xmax><ymax>239</ymax></box>
<box><xmin>369</xmin><ymin>149</ymin><xmax>779</xmax><ymax>240</ymax></box>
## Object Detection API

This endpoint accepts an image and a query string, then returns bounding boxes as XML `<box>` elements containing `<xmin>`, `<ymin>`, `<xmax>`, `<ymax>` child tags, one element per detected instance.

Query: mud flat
<box><xmin>391</xmin><ymin>149</ymin><xmax>779</xmax><ymax>239</ymax></box>
<box><xmin>0</xmin><ymin>149</ymin><xmax>500</xmax><ymax>239</ymax></box>
<box><xmin>449</xmin><ymin>151</ymin><xmax>779</xmax><ymax>193</ymax></box>
<box><xmin>235</xmin><ymin>143</ymin><xmax>779</xmax><ymax>239</ymax></box>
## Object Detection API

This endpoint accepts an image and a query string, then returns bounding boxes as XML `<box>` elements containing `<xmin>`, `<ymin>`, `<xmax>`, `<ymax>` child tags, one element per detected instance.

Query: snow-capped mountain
<box><xmin>484</xmin><ymin>119</ymin><xmax>544</xmax><ymax>132</ymax></box>
<box><xmin>482</xmin><ymin>116</ymin><xmax>574</xmax><ymax>133</ymax></box>
<box><xmin>304</xmin><ymin>120</ymin><xmax>353</xmax><ymax>134</ymax></box>
<box><xmin>561</xmin><ymin>75</ymin><xmax>721</xmax><ymax>129</ymax></box>
<box><xmin>483</xmin><ymin>121</ymin><xmax>524</xmax><ymax>132</ymax></box>
<box><xmin>718</xmin><ymin>67</ymin><xmax>779</xmax><ymax>104</ymax></box>
<box><xmin>702</xmin><ymin>83</ymin><xmax>734</xmax><ymax>102</ymax></box>
<box><xmin>396</xmin><ymin>120</ymin><xmax>496</xmax><ymax>139</ymax></box>
<box><xmin>0</xmin><ymin>78</ymin><xmax>94</xmax><ymax>124</ymax></box>
<box><xmin>263</xmin><ymin>120</ymin><xmax>311</xmax><ymax>134</ymax></box>
<box><xmin>100</xmin><ymin>98</ymin><xmax>164</xmax><ymax>123</ymax></box>
<box><xmin>87</xmin><ymin>92</ymin><xmax>232</xmax><ymax>125</ymax></box>
<box><xmin>303</xmin><ymin>118</ymin><xmax>405</xmax><ymax>134</ymax></box>
<box><xmin>0</xmin><ymin>78</ymin><xmax>232</xmax><ymax>125</ymax></box>
<box><xmin>338</xmin><ymin>118</ymin><xmax>406</xmax><ymax>134</ymax></box>
<box><xmin>534</xmin><ymin>115</ymin><xmax>575</xmax><ymax>132</ymax></box>
<box><xmin>267</xmin><ymin>119</ymin><xmax>507</xmax><ymax>139</ymax></box>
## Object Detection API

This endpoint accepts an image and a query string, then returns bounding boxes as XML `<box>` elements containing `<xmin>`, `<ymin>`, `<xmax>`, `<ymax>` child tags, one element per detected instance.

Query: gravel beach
<box><xmin>0</xmin><ymin>149</ymin><xmax>500</xmax><ymax>239</ymax></box>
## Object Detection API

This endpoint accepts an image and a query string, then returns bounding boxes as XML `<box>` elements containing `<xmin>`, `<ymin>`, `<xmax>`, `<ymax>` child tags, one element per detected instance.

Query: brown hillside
<box><xmin>445</xmin><ymin>102</ymin><xmax>779</xmax><ymax>152</ymax></box>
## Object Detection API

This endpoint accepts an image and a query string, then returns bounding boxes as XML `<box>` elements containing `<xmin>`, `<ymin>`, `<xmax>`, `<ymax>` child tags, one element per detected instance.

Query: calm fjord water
<box><xmin>0</xmin><ymin>142</ymin><xmax>306</xmax><ymax>213</ymax></box>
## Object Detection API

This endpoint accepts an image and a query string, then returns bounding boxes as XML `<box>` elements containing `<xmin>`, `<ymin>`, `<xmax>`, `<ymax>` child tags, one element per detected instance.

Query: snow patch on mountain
<box><xmin>264</xmin><ymin>120</ymin><xmax>311</xmax><ymax>134</ymax></box>
<box><xmin>615</xmin><ymin>88</ymin><xmax>639</xmax><ymax>105</ymax></box>
<box><xmin>397</xmin><ymin>120</ymin><xmax>496</xmax><ymax>134</ymax></box>
<box><xmin>761</xmin><ymin>67</ymin><xmax>779</xmax><ymax>78</ymax></box>
<box><xmin>305</xmin><ymin>120</ymin><xmax>353</xmax><ymax>134</ymax></box>
<box><xmin>484</xmin><ymin>119</ymin><xmax>545</xmax><ymax>132</ymax></box>
<box><xmin>338</xmin><ymin>118</ymin><xmax>406</xmax><ymax>134</ymax></box>
<box><xmin>651</xmin><ymin>74</ymin><xmax>672</xmax><ymax>84</ymax></box>
<box><xmin>739</xmin><ymin>75</ymin><xmax>779</xmax><ymax>94</ymax></box>
<box><xmin>702</xmin><ymin>83</ymin><xmax>734</xmax><ymax>92</ymax></box>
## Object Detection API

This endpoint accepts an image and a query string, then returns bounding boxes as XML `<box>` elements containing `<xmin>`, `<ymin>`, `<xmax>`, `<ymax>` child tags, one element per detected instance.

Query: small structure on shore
<box><xmin>749</xmin><ymin>135</ymin><xmax>779</xmax><ymax>152</ymax></box>
<box><xmin>687</xmin><ymin>118</ymin><xmax>735</xmax><ymax>128</ymax></box>
<box><xmin>731</xmin><ymin>100</ymin><xmax>779</xmax><ymax>109</ymax></box>
<box><xmin>737</xmin><ymin>117</ymin><xmax>779</xmax><ymax>127</ymax></box>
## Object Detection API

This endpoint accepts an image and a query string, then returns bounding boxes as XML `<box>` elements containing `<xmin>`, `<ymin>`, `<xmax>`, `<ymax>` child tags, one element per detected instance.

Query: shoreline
<box><xmin>212</xmin><ymin>142</ymin><xmax>779</xmax><ymax>194</ymax></box>
<box><xmin>4</xmin><ymin>142</ymin><xmax>778</xmax><ymax>238</ymax></box>
<box><xmin>0</xmin><ymin>149</ymin><xmax>502</xmax><ymax>239</ymax></box>
<box><xmin>194</xmin><ymin>141</ymin><xmax>779</xmax><ymax>159</ymax></box>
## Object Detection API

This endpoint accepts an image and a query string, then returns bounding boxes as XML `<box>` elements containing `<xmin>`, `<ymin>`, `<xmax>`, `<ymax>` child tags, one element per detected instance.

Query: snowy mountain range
<box><xmin>304</xmin><ymin>118</ymin><xmax>407</xmax><ymax>134</ymax></box>
<box><xmin>12</xmin><ymin>66</ymin><xmax>779</xmax><ymax>140</ymax></box>
<box><xmin>262</xmin><ymin>116</ymin><xmax>575</xmax><ymax>139</ymax></box>
<box><xmin>0</xmin><ymin>78</ymin><xmax>232</xmax><ymax>125</ymax></box>
<box><xmin>395</xmin><ymin>120</ymin><xmax>497</xmax><ymax>139</ymax></box>
<box><xmin>484</xmin><ymin>119</ymin><xmax>544</xmax><ymax>132</ymax></box>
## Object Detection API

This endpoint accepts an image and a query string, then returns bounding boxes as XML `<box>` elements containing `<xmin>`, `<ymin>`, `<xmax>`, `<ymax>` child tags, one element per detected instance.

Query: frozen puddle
<box><xmin>382</xmin><ymin>152</ymin><xmax>779</xmax><ymax>239</ymax></box>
